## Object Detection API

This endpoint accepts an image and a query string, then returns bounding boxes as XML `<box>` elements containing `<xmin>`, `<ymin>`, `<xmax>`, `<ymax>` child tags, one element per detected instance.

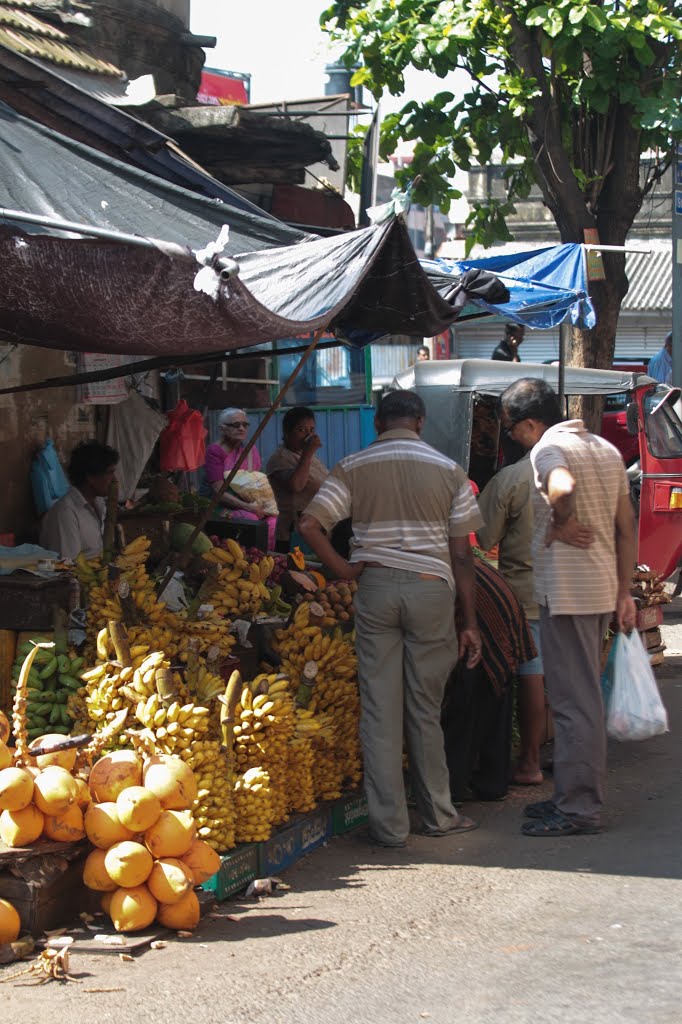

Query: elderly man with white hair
<box><xmin>203</xmin><ymin>407</ymin><xmax>277</xmax><ymax>548</ymax></box>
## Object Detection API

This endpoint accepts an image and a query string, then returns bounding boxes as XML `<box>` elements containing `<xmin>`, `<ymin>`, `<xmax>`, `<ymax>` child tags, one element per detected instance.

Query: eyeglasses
<box><xmin>502</xmin><ymin>419</ymin><xmax>522</xmax><ymax>438</ymax></box>
<box><xmin>224</xmin><ymin>421</ymin><xmax>249</xmax><ymax>429</ymax></box>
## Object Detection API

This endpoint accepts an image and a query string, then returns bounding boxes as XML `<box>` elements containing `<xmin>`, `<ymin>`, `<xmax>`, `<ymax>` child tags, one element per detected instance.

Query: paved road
<box><xmin>3</xmin><ymin>600</ymin><xmax>681</xmax><ymax>1023</ymax></box>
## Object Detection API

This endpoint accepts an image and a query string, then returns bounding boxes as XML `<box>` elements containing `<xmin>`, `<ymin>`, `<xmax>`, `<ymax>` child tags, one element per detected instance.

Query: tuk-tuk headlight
<box><xmin>670</xmin><ymin>488</ymin><xmax>682</xmax><ymax>510</ymax></box>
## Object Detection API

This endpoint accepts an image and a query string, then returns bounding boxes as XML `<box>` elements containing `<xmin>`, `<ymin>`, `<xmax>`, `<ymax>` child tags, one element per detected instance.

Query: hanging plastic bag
<box><xmin>159</xmin><ymin>399</ymin><xmax>207</xmax><ymax>472</ymax></box>
<box><xmin>30</xmin><ymin>439</ymin><xmax>70</xmax><ymax>516</ymax></box>
<box><xmin>605</xmin><ymin>631</ymin><xmax>669</xmax><ymax>741</ymax></box>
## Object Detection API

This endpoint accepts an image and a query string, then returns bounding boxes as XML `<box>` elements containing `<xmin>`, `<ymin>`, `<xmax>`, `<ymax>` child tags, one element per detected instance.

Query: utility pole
<box><xmin>673</xmin><ymin>150</ymin><xmax>682</xmax><ymax>387</ymax></box>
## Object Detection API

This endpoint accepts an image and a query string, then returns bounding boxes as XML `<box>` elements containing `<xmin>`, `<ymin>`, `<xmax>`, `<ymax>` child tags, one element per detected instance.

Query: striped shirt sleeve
<box><xmin>448</xmin><ymin>469</ymin><xmax>484</xmax><ymax>537</ymax></box>
<box><xmin>303</xmin><ymin>464</ymin><xmax>352</xmax><ymax>532</ymax></box>
<box><xmin>531</xmin><ymin>443</ymin><xmax>568</xmax><ymax>493</ymax></box>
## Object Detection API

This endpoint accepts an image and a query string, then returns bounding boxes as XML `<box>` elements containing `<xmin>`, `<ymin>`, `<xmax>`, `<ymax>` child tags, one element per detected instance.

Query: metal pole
<box><xmin>558</xmin><ymin>321</ymin><xmax>570</xmax><ymax>414</ymax></box>
<box><xmin>156</xmin><ymin>329</ymin><xmax>324</xmax><ymax>598</ymax></box>
<box><xmin>0</xmin><ymin>207</ymin><xmax>239</xmax><ymax>277</ymax></box>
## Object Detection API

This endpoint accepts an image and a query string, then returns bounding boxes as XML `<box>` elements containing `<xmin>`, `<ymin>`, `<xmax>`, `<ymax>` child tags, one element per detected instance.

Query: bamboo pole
<box><xmin>156</xmin><ymin>328</ymin><xmax>325</xmax><ymax>598</ymax></box>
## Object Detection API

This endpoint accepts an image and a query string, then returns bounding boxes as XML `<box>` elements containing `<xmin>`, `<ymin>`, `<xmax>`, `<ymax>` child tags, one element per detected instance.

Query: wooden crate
<box><xmin>0</xmin><ymin>841</ymin><xmax>89</xmax><ymax>936</ymax></box>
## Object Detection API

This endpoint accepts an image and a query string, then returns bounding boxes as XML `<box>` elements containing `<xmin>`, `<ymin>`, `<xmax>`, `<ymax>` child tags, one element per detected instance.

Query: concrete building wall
<box><xmin>71</xmin><ymin>0</ymin><xmax>205</xmax><ymax>97</ymax></box>
<box><xmin>0</xmin><ymin>346</ymin><xmax>97</xmax><ymax>542</ymax></box>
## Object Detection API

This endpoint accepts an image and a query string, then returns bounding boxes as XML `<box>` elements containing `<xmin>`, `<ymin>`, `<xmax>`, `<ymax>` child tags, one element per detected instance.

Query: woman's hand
<box><xmin>248</xmin><ymin>503</ymin><xmax>267</xmax><ymax>520</ymax></box>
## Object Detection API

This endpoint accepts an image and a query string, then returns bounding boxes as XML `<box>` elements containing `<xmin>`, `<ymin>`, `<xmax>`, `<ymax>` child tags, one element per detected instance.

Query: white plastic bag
<box><xmin>606</xmin><ymin>631</ymin><xmax>669</xmax><ymax>741</ymax></box>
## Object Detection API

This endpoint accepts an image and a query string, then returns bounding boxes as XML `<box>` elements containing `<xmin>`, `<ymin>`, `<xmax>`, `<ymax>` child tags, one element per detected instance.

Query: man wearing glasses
<box><xmin>499</xmin><ymin>378</ymin><xmax>637</xmax><ymax>838</ymax></box>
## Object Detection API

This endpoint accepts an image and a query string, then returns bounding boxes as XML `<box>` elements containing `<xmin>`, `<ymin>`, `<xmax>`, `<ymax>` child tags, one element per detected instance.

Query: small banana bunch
<box><xmin>311</xmin><ymin>712</ymin><xmax>346</xmax><ymax>802</ymax></box>
<box><xmin>287</xmin><ymin>713</ymin><xmax>317</xmax><ymax>814</ymax></box>
<box><xmin>202</xmin><ymin>543</ymin><xmax>272</xmax><ymax>619</ymax></box>
<box><xmin>233</xmin><ymin>673</ymin><xmax>295</xmax><ymax>826</ymax></box>
<box><xmin>194</xmin><ymin>662</ymin><xmax>225</xmax><ymax>703</ymax></box>
<box><xmin>173</xmin><ymin>611</ymin><xmax>237</xmax><ymax>658</ymax></box>
<box><xmin>233</xmin><ymin>766</ymin><xmax>275</xmax><ymax>844</ymax></box>
<box><xmin>180</xmin><ymin>740</ymin><xmax>236</xmax><ymax>851</ymax></box>
<box><xmin>134</xmin><ymin>695</ymin><xmax>211</xmax><ymax>754</ymax></box>
<box><xmin>273</xmin><ymin>610</ymin><xmax>362</xmax><ymax>790</ymax></box>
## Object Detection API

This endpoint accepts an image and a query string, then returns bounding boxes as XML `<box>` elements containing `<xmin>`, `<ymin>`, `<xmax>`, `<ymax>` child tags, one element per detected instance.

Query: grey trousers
<box><xmin>540</xmin><ymin>607</ymin><xmax>610</xmax><ymax>825</ymax></box>
<box><xmin>354</xmin><ymin>566</ymin><xmax>461</xmax><ymax>844</ymax></box>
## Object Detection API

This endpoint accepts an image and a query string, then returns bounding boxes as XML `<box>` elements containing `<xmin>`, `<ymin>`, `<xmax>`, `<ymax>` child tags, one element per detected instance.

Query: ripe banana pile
<box><xmin>10</xmin><ymin>639</ymin><xmax>84</xmax><ymax>741</ymax></box>
<box><xmin>287</xmin><ymin>711</ymin><xmax>317</xmax><ymax>814</ymax></box>
<box><xmin>202</xmin><ymin>542</ymin><xmax>273</xmax><ymax>618</ymax></box>
<box><xmin>179</xmin><ymin>738</ymin><xmax>236</xmax><ymax>851</ymax></box>
<box><xmin>233</xmin><ymin>673</ymin><xmax>295</xmax><ymax>827</ymax></box>
<box><xmin>233</xmin><ymin>767</ymin><xmax>274</xmax><ymax>844</ymax></box>
<box><xmin>273</xmin><ymin>603</ymin><xmax>362</xmax><ymax>790</ymax></box>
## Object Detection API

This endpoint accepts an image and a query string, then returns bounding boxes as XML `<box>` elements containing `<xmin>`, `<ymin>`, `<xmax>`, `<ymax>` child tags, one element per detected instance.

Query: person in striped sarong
<box><xmin>442</xmin><ymin>556</ymin><xmax>536</xmax><ymax>803</ymax></box>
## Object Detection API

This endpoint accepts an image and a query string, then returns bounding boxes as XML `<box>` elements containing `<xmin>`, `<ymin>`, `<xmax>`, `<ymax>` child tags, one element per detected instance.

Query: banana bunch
<box><xmin>82</xmin><ymin>635</ymin><xmax>170</xmax><ymax>738</ymax></box>
<box><xmin>233</xmin><ymin>766</ymin><xmax>275</xmax><ymax>844</ymax></box>
<box><xmin>287</xmin><ymin>713</ymin><xmax>317</xmax><ymax>814</ymax></box>
<box><xmin>202</xmin><ymin>543</ymin><xmax>272</xmax><ymax>619</ymax></box>
<box><xmin>310</xmin><ymin>712</ymin><xmax>346</xmax><ymax>802</ymax></box>
<box><xmin>10</xmin><ymin>639</ymin><xmax>85</xmax><ymax>740</ymax></box>
<box><xmin>262</xmin><ymin>584</ymin><xmax>292</xmax><ymax>618</ymax></box>
<box><xmin>233</xmin><ymin>673</ymin><xmax>295</xmax><ymax>826</ymax></box>
<box><xmin>180</xmin><ymin>740</ymin><xmax>236</xmax><ymax>851</ymax></box>
<box><xmin>202</xmin><ymin>537</ymin><xmax>249</xmax><ymax>571</ymax></box>
<box><xmin>134</xmin><ymin>695</ymin><xmax>211</xmax><ymax>755</ymax></box>
<box><xmin>172</xmin><ymin>611</ymin><xmax>237</xmax><ymax>658</ymax></box>
<box><xmin>273</xmin><ymin>611</ymin><xmax>362</xmax><ymax>790</ymax></box>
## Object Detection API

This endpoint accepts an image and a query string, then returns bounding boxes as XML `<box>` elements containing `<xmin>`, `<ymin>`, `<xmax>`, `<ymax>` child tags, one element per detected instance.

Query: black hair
<box><xmin>378</xmin><ymin>389</ymin><xmax>425</xmax><ymax>424</ymax></box>
<box><xmin>505</xmin><ymin>323</ymin><xmax>524</xmax><ymax>336</ymax></box>
<box><xmin>282</xmin><ymin>406</ymin><xmax>316</xmax><ymax>438</ymax></box>
<box><xmin>500</xmin><ymin>378</ymin><xmax>562</xmax><ymax>428</ymax></box>
<box><xmin>68</xmin><ymin>440</ymin><xmax>119</xmax><ymax>486</ymax></box>
<box><xmin>417</xmin><ymin>346</ymin><xmax>430</xmax><ymax>356</ymax></box>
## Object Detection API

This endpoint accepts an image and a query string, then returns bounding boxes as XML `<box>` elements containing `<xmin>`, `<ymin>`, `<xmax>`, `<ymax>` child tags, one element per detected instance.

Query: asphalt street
<box><xmin>2</xmin><ymin>598</ymin><xmax>681</xmax><ymax>1024</ymax></box>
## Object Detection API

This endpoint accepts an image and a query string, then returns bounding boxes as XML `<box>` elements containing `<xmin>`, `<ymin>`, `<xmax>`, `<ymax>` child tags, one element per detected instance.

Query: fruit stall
<box><xmin>0</xmin><ymin>529</ymin><xmax>365</xmax><ymax>963</ymax></box>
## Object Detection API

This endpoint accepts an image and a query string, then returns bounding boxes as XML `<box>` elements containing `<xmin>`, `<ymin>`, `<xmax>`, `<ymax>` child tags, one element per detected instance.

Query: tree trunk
<box><xmin>567</xmin><ymin>251</ymin><xmax>629</xmax><ymax>431</ymax></box>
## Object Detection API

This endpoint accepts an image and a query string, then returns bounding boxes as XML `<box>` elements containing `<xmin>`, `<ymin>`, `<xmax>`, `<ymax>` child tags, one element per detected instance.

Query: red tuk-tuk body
<box><xmin>634</xmin><ymin>383</ymin><xmax>682</xmax><ymax>580</ymax></box>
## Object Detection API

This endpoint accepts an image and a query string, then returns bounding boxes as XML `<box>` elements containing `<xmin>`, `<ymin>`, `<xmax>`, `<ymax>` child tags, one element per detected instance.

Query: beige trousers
<box><xmin>354</xmin><ymin>566</ymin><xmax>461</xmax><ymax>844</ymax></box>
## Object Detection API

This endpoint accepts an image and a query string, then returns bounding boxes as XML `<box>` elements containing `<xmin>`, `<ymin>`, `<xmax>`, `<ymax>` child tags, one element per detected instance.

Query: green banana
<box><xmin>38</xmin><ymin>656</ymin><xmax>59</xmax><ymax>680</ymax></box>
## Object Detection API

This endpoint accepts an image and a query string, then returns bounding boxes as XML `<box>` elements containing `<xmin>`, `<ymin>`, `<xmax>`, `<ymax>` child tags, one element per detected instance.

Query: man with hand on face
<box><xmin>492</xmin><ymin>323</ymin><xmax>525</xmax><ymax>362</ymax></box>
<box><xmin>299</xmin><ymin>389</ymin><xmax>483</xmax><ymax>848</ymax></box>
<box><xmin>499</xmin><ymin>378</ymin><xmax>637</xmax><ymax>838</ymax></box>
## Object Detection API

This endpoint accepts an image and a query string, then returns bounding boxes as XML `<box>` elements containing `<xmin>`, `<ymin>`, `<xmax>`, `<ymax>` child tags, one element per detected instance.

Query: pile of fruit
<box><xmin>201</xmin><ymin>542</ymin><xmax>275</xmax><ymax>619</ymax></box>
<box><xmin>82</xmin><ymin>749</ymin><xmax>220</xmax><ymax>933</ymax></box>
<box><xmin>299</xmin><ymin>578</ymin><xmax>357</xmax><ymax>626</ymax></box>
<box><xmin>10</xmin><ymin>638</ymin><xmax>84</xmax><ymax>741</ymax></box>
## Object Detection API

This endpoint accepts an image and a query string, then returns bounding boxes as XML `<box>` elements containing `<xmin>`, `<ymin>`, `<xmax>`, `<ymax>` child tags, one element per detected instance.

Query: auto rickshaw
<box><xmin>391</xmin><ymin>359</ymin><xmax>682</xmax><ymax>581</ymax></box>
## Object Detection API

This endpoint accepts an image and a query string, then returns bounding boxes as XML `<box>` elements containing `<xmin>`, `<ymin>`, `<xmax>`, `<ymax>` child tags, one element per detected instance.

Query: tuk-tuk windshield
<box><xmin>643</xmin><ymin>386</ymin><xmax>682</xmax><ymax>459</ymax></box>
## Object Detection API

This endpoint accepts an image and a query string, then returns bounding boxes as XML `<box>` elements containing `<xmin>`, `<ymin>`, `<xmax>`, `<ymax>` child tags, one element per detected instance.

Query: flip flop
<box><xmin>414</xmin><ymin>815</ymin><xmax>479</xmax><ymax>836</ymax></box>
<box><xmin>522</xmin><ymin>809</ymin><xmax>601</xmax><ymax>837</ymax></box>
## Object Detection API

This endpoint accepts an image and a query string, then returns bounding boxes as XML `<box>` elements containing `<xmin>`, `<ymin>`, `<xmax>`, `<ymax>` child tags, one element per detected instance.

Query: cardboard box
<box><xmin>201</xmin><ymin>844</ymin><xmax>259</xmax><ymax>902</ymax></box>
<box><xmin>259</xmin><ymin>807</ymin><xmax>332</xmax><ymax>876</ymax></box>
<box><xmin>331</xmin><ymin>791</ymin><xmax>368</xmax><ymax>835</ymax></box>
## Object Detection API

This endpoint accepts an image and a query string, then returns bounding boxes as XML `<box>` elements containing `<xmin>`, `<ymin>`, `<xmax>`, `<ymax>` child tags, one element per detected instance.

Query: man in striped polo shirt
<box><xmin>500</xmin><ymin>378</ymin><xmax>637</xmax><ymax>837</ymax></box>
<box><xmin>299</xmin><ymin>389</ymin><xmax>483</xmax><ymax>848</ymax></box>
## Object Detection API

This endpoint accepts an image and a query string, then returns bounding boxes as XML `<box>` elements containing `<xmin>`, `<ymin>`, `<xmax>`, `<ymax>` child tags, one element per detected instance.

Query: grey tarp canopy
<box><xmin>0</xmin><ymin>99</ymin><xmax>508</xmax><ymax>358</ymax></box>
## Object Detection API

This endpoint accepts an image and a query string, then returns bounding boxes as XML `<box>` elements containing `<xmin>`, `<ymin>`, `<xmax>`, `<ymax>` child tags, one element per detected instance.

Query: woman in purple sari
<box><xmin>204</xmin><ymin>407</ymin><xmax>277</xmax><ymax>549</ymax></box>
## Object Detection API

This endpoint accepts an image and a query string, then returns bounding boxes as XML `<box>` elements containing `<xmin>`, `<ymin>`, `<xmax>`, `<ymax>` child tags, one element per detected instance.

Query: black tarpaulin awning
<box><xmin>0</xmin><ymin>217</ymin><xmax>508</xmax><ymax>356</ymax></box>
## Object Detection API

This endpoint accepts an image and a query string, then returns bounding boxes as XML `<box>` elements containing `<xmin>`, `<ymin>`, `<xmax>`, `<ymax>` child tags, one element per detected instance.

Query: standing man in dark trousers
<box><xmin>300</xmin><ymin>389</ymin><xmax>483</xmax><ymax>848</ymax></box>
<box><xmin>492</xmin><ymin>324</ymin><xmax>525</xmax><ymax>362</ymax></box>
<box><xmin>499</xmin><ymin>378</ymin><xmax>637</xmax><ymax>837</ymax></box>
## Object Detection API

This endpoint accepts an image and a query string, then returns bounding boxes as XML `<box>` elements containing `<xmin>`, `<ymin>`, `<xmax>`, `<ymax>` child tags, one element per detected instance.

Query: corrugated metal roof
<box><xmin>0</xmin><ymin>2</ymin><xmax>122</xmax><ymax>77</ymax></box>
<box><xmin>621</xmin><ymin>248</ymin><xmax>671</xmax><ymax>311</ymax></box>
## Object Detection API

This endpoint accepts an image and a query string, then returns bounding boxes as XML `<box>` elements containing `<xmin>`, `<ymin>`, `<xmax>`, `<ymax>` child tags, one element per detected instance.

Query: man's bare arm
<box><xmin>450</xmin><ymin>536</ymin><xmax>481</xmax><ymax>668</ymax></box>
<box><xmin>614</xmin><ymin>492</ymin><xmax>637</xmax><ymax>632</ymax></box>
<box><xmin>298</xmin><ymin>513</ymin><xmax>363</xmax><ymax>580</ymax></box>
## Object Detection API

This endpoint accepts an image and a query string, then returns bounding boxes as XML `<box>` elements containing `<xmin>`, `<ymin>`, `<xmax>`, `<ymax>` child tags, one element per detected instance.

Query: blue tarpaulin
<box><xmin>422</xmin><ymin>243</ymin><xmax>596</xmax><ymax>331</ymax></box>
